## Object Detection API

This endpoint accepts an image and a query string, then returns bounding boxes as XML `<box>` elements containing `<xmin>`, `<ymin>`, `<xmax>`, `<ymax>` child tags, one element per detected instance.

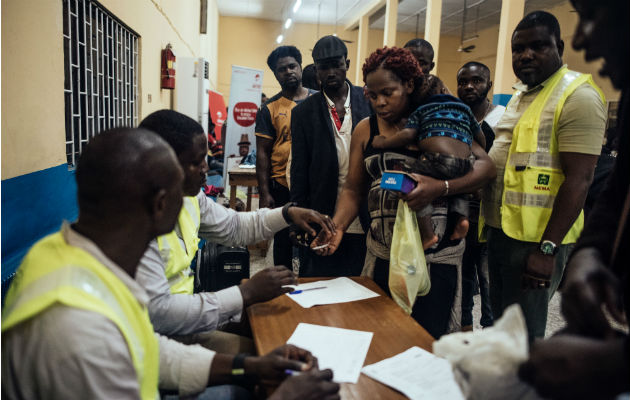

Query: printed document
<box><xmin>361</xmin><ymin>346</ymin><xmax>464</xmax><ymax>399</ymax></box>
<box><xmin>287</xmin><ymin>323</ymin><xmax>373</xmax><ymax>383</ymax></box>
<box><xmin>284</xmin><ymin>277</ymin><xmax>379</xmax><ymax>308</ymax></box>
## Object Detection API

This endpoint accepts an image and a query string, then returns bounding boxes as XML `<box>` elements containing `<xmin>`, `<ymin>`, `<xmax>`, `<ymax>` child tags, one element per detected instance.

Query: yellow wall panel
<box><xmin>1</xmin><ymin>0</ymin><xmax>66</xmax><ymax>179</ymax></box>
<box><xmin>2</xmin><ymin>0</ymin><xmax>220</xmax><ymax>179</ymax></box>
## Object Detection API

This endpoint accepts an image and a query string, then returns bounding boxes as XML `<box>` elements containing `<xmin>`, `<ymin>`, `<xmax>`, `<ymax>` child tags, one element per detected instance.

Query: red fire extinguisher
<box><xmin>161</xmin><ymin>44</ymin><xmax>176</xmax><ymax>90</ymax></box>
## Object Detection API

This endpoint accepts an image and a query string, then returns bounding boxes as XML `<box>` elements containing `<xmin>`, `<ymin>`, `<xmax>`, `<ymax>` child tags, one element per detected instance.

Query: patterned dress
<box><xmin>361</xmin><ymin>114</ymin><xmax>465</xmax><ymax>337</ymax></box>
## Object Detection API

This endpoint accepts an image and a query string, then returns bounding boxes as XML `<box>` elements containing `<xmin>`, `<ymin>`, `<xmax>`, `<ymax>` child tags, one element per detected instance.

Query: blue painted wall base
<box><xmin>493</xmin><ymin>93</ymin><xmax>512</xmax><ymax>106</ymax></box>
<box><xmin>2</xmin><ymin>164</ymin><xmax>78</xmax><ymax>298</ymax></box>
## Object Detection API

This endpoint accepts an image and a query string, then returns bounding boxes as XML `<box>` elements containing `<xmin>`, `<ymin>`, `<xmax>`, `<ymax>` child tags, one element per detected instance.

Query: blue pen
<box><xmin>289</xmin><ymin>286</ymin><xmax>327</xmax><ymax>295</ymax></box>
<box><xmin>284</xmin><ymin>369</ymin><xmax>302</xmax><ymax>376</ymax></box>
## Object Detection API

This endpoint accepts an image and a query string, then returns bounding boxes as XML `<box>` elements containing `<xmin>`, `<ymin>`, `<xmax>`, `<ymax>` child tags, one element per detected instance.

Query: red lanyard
<box><xmin>329</xmin><ymin>105</ymin><xmax>342</xmax><ymax>131</ymax></box>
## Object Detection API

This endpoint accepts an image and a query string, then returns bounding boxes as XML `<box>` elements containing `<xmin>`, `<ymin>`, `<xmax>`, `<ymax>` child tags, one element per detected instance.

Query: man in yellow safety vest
<box><xmin>1</xmin><ymin>128</ymin><xmax>339</xmax><ymax>399</ymax></box>
<box><xmin>136</xmin><ymin>110</ymin><xmax>336</xmax><ymax>355</ymax></box>
<box><xmin>481</xmin><ymin>10</ymin><xmax>607</xmax><ymax>340</ymax></box>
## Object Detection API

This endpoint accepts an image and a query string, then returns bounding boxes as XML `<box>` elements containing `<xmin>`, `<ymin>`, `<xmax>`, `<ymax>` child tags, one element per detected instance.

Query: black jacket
<box><xmin>290</xmin><ymin>82</ymin><xmax>372</xmax><ymax>230</ymax></box>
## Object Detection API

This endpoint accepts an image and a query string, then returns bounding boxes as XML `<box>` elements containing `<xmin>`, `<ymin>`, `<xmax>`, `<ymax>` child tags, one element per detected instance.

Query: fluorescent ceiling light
<box><xmin>285</xmin><ymin>18</ymin><xmax>292</xmax><ymax>29</ymax></box>
<box><xmin>276</xmin><ymin>34</ymin><xmax>284</xmax><ymax>44</ymax></box>
<box><xmin>292</xmin><ymin>0</ymin><xmax>302</xmax><ymax>13</ymax></box>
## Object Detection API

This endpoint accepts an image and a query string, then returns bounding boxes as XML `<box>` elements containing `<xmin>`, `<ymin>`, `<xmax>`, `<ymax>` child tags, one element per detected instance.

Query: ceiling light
<box><xmin>276</xmin><ymin>34</ymin><xmax>284</xmax><ymax>44</ymax></box>
<box><xmin>292</xmin><ymin>0</ymin><xmax>302</xmax><ymax>13</ymax></box>
<box><xmin>284</xmin><ymin>18</ymin><xmax>292</xmax><ymax>29</ymax></box>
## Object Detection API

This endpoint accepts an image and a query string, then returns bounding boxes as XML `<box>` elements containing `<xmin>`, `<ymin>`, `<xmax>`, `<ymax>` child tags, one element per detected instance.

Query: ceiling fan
<box><xmin>457</xmin><ymin>44</ymin><xmax>476</xmax><ymax>53</ymax></box>
<box><xmin>458</xmin><ymin>0</ymin><xmax>480</xmax><ymax>53</ymax></box>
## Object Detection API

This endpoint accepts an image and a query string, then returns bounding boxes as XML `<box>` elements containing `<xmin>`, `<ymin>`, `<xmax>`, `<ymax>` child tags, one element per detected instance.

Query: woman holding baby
<box><xmin>313</xmin><ymin>47</ymin><xmax>495</xmax><ymax>338</ymax></box>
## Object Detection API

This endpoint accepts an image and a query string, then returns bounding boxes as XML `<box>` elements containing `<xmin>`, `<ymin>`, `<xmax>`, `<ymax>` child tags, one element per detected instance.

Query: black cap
<box><xmin>312</xmin><ymin>35</ymin><xmax>347</xmax><ymax>62</ymax></box>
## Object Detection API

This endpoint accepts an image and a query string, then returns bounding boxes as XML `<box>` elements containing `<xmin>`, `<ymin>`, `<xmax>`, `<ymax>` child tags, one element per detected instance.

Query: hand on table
<box><xmin>246</xmin><ymin>344</ymin><xmax>317</xmax><ymax>384</ymax></box>
<box><xmin>561</xmin><ymin>247</ymin><xmax>624</xmax><ymax>338</ymax></box>
<box><xmin>269</xmin><ymin>369</ymin><xmax>340</xmax><ymax>400</ymax></box>
<box><xmin>239</xmin><ymin>266</ymin><xmax>297</xmax><ymax>307</ymax></box>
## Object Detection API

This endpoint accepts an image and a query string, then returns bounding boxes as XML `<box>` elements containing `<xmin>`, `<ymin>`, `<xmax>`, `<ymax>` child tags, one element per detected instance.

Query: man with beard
<box><xmin>456</xmin><ymin>61</ymin><xmax>505</xmax><ymax>331</ymax></box>
<box><xmin>256</xmin><ymin>46</ymin><xmax>317</xmax><ymax>268</ymax></box>
<box><xmin>290</xmin><ymin>35</ymin><xmax>372</xmax><ymax>277</ymax></box>
<box><xmin>518</xmin><ymin>0</ymin><xmax>630</xmax><ymax>397</ymax></box>
<box><xmin>481</xmin><ymin>10</ymin><xmax>607</xmax><ymax>340</ymax></box>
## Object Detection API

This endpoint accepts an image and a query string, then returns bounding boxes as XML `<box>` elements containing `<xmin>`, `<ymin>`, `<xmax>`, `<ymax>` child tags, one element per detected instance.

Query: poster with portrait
<box><xmin>223</xmin><ymin>65</ymin><xmax>263</xmax><ymax>193</ymax></box>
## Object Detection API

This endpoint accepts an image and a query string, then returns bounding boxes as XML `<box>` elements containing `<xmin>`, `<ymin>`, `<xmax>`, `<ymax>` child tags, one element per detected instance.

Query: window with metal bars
<box><xmin>62</xmin><ymin>0</ymin><xmax>139</xmax><ymax>166</ymax></box>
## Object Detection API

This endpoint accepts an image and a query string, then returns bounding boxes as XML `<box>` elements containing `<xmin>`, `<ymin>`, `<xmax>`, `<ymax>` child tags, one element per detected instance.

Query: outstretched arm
<box><xmin>312</xmin><ymin>118</ymin><xmax>370</xmax><ymax>255</ymax></box>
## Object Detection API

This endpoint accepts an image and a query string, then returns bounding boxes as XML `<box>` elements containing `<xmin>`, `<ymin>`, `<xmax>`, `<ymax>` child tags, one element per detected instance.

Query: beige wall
<box><xmin>100</xmin><ymin>0</ymin><xmax>220</xmax><ymax>115</ymax></box>
<box><xmin>218</xmin><ymin>1</ymin><xmax>619</xmax><ymax>106</ymax></box>
<box><xmin>1</xmin><ymin>0</ymin><xmax>67</xmax><ymax>179</ymax></box>
<box><xmin>218</xmin><ymin>16</ymin><xmax>449</xmax><ymax>101</ymax></box>
<box><xmin>218</xmin><ymin>16</ymin><xmax>356</xmax><ymax>101</ymax></box>
<box><xmin>1</xmin><ymin>0</ymin><xmax>219</xmax><ymax>179</ymax></box>
<box><xmin>456</xmin><ymin>1</ymin><xmax>619</xmax><ymax>101</ymax></box>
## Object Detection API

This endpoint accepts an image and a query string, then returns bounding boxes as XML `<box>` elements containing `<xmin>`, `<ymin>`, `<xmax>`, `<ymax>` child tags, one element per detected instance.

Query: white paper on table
<box><xmin>286</xmin><ymin>323</ymin><xmax>373</xmax><ymax>383</ymax></box>
<box><xmin>361</xmin><ymin>346</ymin><xmax>464</xmax><ymax>400</ymax></box>
<box><xmin>284</xmin><ymin>277</ymin><xmax>379</xmax><ymax>308</ymax></box>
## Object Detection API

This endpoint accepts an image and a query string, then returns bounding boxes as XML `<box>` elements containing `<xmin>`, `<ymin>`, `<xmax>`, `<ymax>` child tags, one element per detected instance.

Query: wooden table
<box><xmin>227</xmin><ymin>165</ymin><xmax>257</xmax><ymax>211</ymax></box>
<box><xmin>247</xmin><ymin>277</ymin><xmax>435</xmax><ymax>399</ymax></box>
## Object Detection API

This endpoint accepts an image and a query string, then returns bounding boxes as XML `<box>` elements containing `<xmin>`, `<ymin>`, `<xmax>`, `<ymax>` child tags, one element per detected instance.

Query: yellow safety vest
<box><xmin>2</xmin><ymin>232</ymin><xmax>159</xmax><ymax>400</ymax></box>
<box><xmin>157</xmin><ymin>196</ymin><xmax>201</xmax><ymax>295</ymax></box>
<box><xmin>501</xmin><ymin>66</ymin><xmax>605</xmax><ymax>244</ymax></box>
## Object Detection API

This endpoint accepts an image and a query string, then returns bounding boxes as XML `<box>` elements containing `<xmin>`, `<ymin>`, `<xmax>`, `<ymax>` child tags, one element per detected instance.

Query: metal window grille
<box><xmin>63</xmin><ymin>0</ymin><xmax>139</xmax><ymax>166</ymax></box>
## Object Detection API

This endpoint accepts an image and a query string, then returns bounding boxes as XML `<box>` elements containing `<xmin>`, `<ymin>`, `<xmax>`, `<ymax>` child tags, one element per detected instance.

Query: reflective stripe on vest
<box><xmin>501</xmin><ymin>66</ymin><xmax>605</xmax><ymax>243</ymax></box>
<box><xmin>157</xmin><ymin>196</ymin><xmax>201</xmax><ymax>295</ymax></box>
<box><xmin>2</xmin><ymin>232</ymin><xmax>159</xmax><ymax>400</ymax></box>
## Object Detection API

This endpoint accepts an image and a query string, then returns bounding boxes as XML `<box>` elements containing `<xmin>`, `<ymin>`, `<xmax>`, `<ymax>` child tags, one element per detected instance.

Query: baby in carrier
<box><xmin>373</xmin><ymin>94</ymin><xmax>485</xmax><ymax>249</ymax></box>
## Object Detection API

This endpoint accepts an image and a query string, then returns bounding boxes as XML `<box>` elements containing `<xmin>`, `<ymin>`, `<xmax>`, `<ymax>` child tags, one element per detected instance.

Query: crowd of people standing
<box><xmin>2</xmin><ymin>0</ymin><xmax>628</xmax><ymax>399</ymax></box>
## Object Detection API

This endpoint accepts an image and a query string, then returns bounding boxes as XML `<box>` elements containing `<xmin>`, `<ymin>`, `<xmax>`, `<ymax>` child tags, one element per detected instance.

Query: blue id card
<box><xmin>380</xmin><ymin>171</ymin><xmax>417</xmax><ymax>194</ymax></box>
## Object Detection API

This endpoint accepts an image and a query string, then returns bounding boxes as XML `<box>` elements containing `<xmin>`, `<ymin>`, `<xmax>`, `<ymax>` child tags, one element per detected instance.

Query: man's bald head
<box><xmin>76</xmin><ymin>128</ymin><xmax>183</xmax><ymax>227</ymax></box>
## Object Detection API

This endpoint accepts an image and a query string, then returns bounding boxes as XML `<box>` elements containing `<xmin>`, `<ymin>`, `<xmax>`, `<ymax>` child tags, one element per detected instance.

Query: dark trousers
<box><xmin>461</xmin><ymin>220</ymin><xmax>493</xmax><ymax>327</ymax></box>
<box><xmin>373</xmin><ymin>257</ymin><xmax>457</xmax><ymax>339</ymax></box>
<box><xmin>270</xmin><ymin>180</ymin><xmax>292</xmax><ymax>268</ymax></box>
<box><xmin>487</xmin><ymin>227</ymin><xmax>569</xmax><ymax>340</ymax></box>
<box><xmin>299</xmin><ymin>233</ymin><xmax>366</xmax><ymax>277</ymax></box>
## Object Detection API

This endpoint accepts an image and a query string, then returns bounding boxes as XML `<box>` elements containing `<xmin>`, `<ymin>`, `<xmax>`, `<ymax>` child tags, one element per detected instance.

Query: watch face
<box><xmin>540</xmin><ymin>241</ymin><xmax>555</xmax><ymax>255</ymax></box>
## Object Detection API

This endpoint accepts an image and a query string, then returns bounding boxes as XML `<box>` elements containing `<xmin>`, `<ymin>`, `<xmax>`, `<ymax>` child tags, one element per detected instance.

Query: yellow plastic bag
<box><xmin>389</xmin><ymin>199</ymin><xmax>431</xmax><ymax>314</ymax></box>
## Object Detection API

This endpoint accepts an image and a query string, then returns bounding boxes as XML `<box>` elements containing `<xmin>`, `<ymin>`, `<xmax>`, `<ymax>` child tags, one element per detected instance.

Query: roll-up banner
<box><xmin>223</xmin><ymin>65</ymin><xmax>263</xmax><ymax>191</ymax></box>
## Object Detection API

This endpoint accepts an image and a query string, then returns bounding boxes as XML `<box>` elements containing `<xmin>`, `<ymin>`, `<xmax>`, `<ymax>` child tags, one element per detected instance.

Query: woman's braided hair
<box><xmin>362</xmin><ymin>46</ymin><xmax>445</xmax><ymax>109</ymax></box>
<box><xmin>362</xmin><ymin>46</ymin><xmax>422</xmax><ymax>85</ymax></box>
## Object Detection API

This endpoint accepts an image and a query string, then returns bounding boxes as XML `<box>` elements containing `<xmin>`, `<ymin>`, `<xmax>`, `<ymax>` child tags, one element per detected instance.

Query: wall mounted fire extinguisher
<box><xmin>161</xmin><ymin>44</ymin><xmax>176</xmax><ymax>90</ymax></box>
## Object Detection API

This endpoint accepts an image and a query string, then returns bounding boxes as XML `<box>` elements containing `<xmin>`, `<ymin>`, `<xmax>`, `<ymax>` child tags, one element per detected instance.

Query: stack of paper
<box><xmin>362</xmin><ymin>347</ymin><xmax>464</xmax><ymax>400</ymax></box>
<box><xmin>287</xmin><ymin>323</ymin><xmax>373</xmax><ymax>383</ymax></box>
<box><xmin>285</xmin><ymin>277</ymin><xmax>379</xmax><ymax>308</ymax></box>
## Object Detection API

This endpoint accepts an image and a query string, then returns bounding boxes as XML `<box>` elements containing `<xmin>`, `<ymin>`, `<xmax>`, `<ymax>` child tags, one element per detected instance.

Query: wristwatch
<box><xmin>282</xmin><ymin>202</ymin><xmax>298</xmax><ymax>224</ymax></box>
<box><xmin>231</xmin><ymin>353</ymin><xmax>251</xmax><ymax>385</ymax></box>
<box><xmin>539</xmin><ymin>240</ymin><xmax>558</xmax><ymax>256</ymax></box>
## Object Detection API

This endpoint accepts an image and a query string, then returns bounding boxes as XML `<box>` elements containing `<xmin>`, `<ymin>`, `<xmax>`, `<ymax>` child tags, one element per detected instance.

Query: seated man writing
<box><xmin>1</xmin><ymin>127</ymin><xmax>339</xmax><ymax>399</ymax></box>
<box><xmin>136</xmin><ymin>110</ymin><xmax>335</xmax><ymax>352</ymax></box>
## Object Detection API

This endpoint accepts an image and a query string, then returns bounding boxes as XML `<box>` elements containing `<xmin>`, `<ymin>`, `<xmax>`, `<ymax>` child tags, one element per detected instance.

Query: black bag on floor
<box><xmin>195</xmin><ymin>242</ymin><xmax>250</xmax><ymax>292</ymax></box>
